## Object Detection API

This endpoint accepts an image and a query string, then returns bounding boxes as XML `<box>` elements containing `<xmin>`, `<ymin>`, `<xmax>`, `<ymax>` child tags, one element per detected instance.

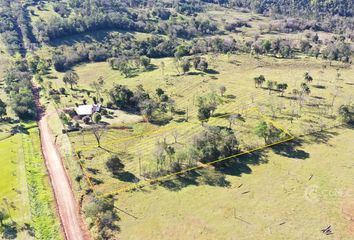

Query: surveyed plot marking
<box><xmin>79</xmin><ymin>107</ymin><xmax>294</xmax><ymax>198</ymax></box>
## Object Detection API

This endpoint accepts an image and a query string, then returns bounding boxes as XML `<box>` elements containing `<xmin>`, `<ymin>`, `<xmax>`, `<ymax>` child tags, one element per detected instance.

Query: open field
<box><xmin>115</xmin><ymin>127</ymin><xmax>354</xmax><ymax>239</ymax></box>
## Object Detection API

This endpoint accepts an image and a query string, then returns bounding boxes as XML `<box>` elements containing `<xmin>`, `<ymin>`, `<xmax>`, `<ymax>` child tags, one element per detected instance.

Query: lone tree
<box><xmin>198</xmin><ymin>107</ymin><xmax>212</xmax><ymax>124</ymax></box>
<box><xmin>301</xmin><ymin>83</ymin><xmax>311</xmax><ymax>95</ymax></box>
<box><xmin>181</xmin><ymin>59</ymin><xmax>191</xmax><ymax>75</ymax></box>
<box><xmin>255</xmin><ymin>121</ymin><xmax>282</xmax><ymax>144</ymax></box>
<box><xmin>227</xmin><ymin>113</ymin><xmax>244</xmax><ymax>128</ymax></box>
<box><xmin>276</xmin><ymin>83</ymin><xmax>288</xmax><ymax>96</ymax></box>
<box><xmin>254</xmin><ymin>75</ymin><xmax>266</xmax><ymax>88</ymax></box>
<box><xmin>92</xmin><ymin>112</ymin><xmax>102</xmax><ymax>123</ymax></box>
<box><xmin>84</xmin><ymin>195</ymin><xmax>119</xmax><ymax>239</ymax></box>
<box><xmin>219</xmin><ymin>85</ymin><xmax>226</xmax><ymax>96</ymax></box>
<box><xmin>63</xmin><ymin>71</ymin><xmax>79</xmax><ymax>90</ymax></box>
<box><xmin>267</xmin><ymin>80</ymin><xmax>275</xmax><ymax>94</ymax></box>
<box><xmin>140</xmin><ymin>56</ymin><xmax>151</xmax><ymax>70</ymax></box>
<box><xmin>338</xmin><ymin>104</ymin><xmax>354</xmax><ymax>124</ymax></box>
<box><xmin>304</xmin><ymin>72</ymin><xmax>313</xmax><ymax>83</ymax></box>
<box><xmin>196</xmin><ymin>92</ymin><xmax>222</xmax><ymax>125</ymax></box>
<box><xmin>105</xmin><ymin>155</ymin><xmax>125</xmax><ymax>175</ymax></box>
<box><xmin>91</xmin><ymin>124</ymin><xmax>106</xmax><ymax>148</ymax></box>
<box><xmin>0</xmin><ymin>99</ymin><xmax>7</xmax><ymax>120</ymax></box>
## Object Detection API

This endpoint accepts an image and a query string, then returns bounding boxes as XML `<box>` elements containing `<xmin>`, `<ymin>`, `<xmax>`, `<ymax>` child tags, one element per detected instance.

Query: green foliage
<box><xmin>196</xmin><ymin>92</ymin><xmax>223</xmax><ymax>122</ymax></box>
<box><xmin>92</xmin><ymin>112</ymin><xmax>102</xmax><ymax>123</ymax></box>
<box><xmin>192</xmin><ymin>126</ymin><xmax>239</xmax><ymax>164</ymax></box>
<box><xmin>109</xmin><ymin>84</ymin><xmax>134</xmax><ymax>109</ymax></box>
<box><xmin>254</xmin><ymin>75</ymin><xmax>266</xmax><ymax>88</ymax></box>
<box><xmin>276</xmin><ymin>83</ymin><xmax>288</xmax><ymax>96</ymax></box>
<box><xmin>338</xmin><ymin>104</ymin><xmax>354</xmax><ymax>124</ymax></box>
<box><xmin>255</xmin><ymin>121</ymin><xmax>282</xmax><ymax>144</ymax></box>
<box><xmin>105</xmin><ymin>155</ymin><xmax>125</xmax><ymax>175</ymax></box>
<box><xmin>63</xmin><ymin>71</ymin><xmax>79</xmax><ymax>89</ymax></box>
<box><xmin>0</xmin><ymin>99</ymin><xmax>7</xmax><ymax>119</ymax></box>
<box><xmin>181</xmin><ymin>59</ymin><xmax>191</xmax><ymax>75</ymax></box>
<box><xmin>140</xmin><ymin>56</ymin><xmax>151</xmax><ymax>70</ymax></box>
<box><xmin>84</xmin><ymin>196</ymin><xmax>119</xmax><ymax>239</ymax></box>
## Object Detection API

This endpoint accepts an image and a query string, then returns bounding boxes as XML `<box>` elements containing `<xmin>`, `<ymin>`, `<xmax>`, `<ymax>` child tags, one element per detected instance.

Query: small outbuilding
<box><xmin>75</xmin><ymin>104</ymin><xmax>101</xmax><ymax>117</ymax></box>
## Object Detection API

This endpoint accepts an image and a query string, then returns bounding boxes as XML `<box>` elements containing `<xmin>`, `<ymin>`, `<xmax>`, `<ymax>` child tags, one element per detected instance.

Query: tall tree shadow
<box><xmin>216</xmin><ymin>151</ymin><xmax>268</xmax><ymax>176</ymax></box>
<box><xmin>159</xmin><ymin>168</ymin><xmax>230</xmax><ymax>191</ymax></box>
<box><xmin>271</xmin><ymin>139</ymin><xmax>309</xmax><ymax>160</ymax></box>
<box><xmin>304</xmin><ymin>129</ymin><xmax>339</xmax><ymax>145</ymax></box>
<box><xmin>114</xmin><ymin>171</ymin><xmax>139</xmax><ymax>182</ymax></box>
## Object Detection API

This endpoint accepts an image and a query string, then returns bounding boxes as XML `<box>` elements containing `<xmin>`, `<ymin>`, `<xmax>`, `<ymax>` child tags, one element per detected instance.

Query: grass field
<box><xmin>0</xmin><ymin>134</ymin><xmax>32</xmax><ymax>239</ymax></box>
<box><xmin>45</xmin><ymin>53</ymin><xmax>353</xmax><ymax>142</ymax></box>
<box><xmin>115</xmin><ymin>127</ymin><xmax>354</xmax><ymax>239</ymax></box>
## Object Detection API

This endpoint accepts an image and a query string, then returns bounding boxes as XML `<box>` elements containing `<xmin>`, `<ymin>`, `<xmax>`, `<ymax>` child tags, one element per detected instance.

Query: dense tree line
<box><xmin>31</xmin><ymin>0</ymin><xmax>219</xmax><ymax>42</ymax></box>
<box><xmin>4</xmin><ymin>57</ymin><xmax>37</xmax><ymax>120</ymax></box>
<box><xmin>50</xmin><ymin>30</ymin><xmax>352</xmax><ymax>73</ymax></box>
<box><xmin>229</xmin><ymin>0</ymin><xmax>354</xmax><ymax>18</ymax></box>
<box><xmin>0</xmin><ymin>0</ymin><xmax>38</xmax><ymax>55</ymax></box>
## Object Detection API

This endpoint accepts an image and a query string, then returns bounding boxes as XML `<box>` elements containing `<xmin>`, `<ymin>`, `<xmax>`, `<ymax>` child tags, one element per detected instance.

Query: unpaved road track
<box><xmin>38</xmin><ymin>112</ymin><xmax>90</xmax><ymax>240</ymax></box>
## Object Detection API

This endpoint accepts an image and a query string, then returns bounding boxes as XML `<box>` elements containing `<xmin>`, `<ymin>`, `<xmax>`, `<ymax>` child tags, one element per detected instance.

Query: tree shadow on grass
<box><xmin>303</xmin><ymin>129</ymin><xmax>339</xmax><ymax>145</ymax></box>
<box><xmin>271</xmin><ymin>139</ymin><xmax>309</xmax><ymax>160</ymax></box>
<box><xmin>114</xmin><ymin>171</ymin><xmax>139</xmax><ymax>183</ymax></box>
<box><xmin>159</xmin><ymin>151</ymin><xmax>269</xmax><ymax>191</ymax></box>
<box><xmin>216</xmin><ymin>151</ymin><xmax>268</xmax><ymax>176</ymax></box>
<box><xmin>159</xmin><ymin>168</ymin><xmax>230</xmax><ymax>191</ymax></box>
<box><xmin>205</xmin><ymin>69</ymin><xmax>219</xmax><ymax>74</ymax></box>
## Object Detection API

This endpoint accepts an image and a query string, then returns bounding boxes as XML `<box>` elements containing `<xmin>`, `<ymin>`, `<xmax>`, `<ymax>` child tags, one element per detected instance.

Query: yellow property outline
<box><xmin>78</xmin><ymin>107</ymin><xmax>295</xmax><ymax>198</ymax></box>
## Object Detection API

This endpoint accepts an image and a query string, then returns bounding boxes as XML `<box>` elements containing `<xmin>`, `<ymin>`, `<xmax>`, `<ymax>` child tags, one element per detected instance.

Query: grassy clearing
<box><xmin>115</xmin><ymin>127</ymin><xmax>354</xmax><ymax>239</ymax></box>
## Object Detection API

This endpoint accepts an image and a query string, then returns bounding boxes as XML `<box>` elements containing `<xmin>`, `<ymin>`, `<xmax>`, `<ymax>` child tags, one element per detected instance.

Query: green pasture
<box><xmin>116</xmin><ymin>127</ymin><xmax>354</xmax><ymax>239</ymax></box>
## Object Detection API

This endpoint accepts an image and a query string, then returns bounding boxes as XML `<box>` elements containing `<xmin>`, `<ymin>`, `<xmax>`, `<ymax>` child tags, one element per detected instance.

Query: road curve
<box><xmin>38</xmin><ymin>113</ymin><xmax>90</xmax><ymax>240</ymax></box>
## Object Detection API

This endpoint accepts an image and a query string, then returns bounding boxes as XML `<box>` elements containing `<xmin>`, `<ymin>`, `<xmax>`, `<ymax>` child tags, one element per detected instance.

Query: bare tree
<box><xmin>91</xmin><ymin>124</ymin><xmax>107</xmax><ymax>148</ymax></box>
<box><xmin>172</xmin><ymin>130</ymin><xmax>179</xmax><ymax>143</ymax></box>
<box><xmin>160</xmin><ymin>61</ymin><xmax>165</xmax><ymax>76</ymax></box>
<box><xmin>331</xmin><ymin>85</ymin><xmax>341</xmax><ymax>108</ymax></box>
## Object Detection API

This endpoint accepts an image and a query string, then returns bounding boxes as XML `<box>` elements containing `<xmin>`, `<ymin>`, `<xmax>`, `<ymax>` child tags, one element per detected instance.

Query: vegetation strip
<box><xmin>21</xmin><ymin>127</ymin><xmax>61</xmax><ymax>239</ymax></box>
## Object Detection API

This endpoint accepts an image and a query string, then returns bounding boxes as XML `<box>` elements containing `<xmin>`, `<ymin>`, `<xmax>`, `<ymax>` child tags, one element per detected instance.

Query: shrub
<box><xmin>92</xmin><ymin>112</ymin><xmax>102</xmax><ymax>123</ymax></box>
<box><xmin>59</xmin><ymin>87</ymin><xmax>66</xmax><ymax>94</ymax></box>
<box><xmin>82</xmin><ymin>116</ymin><xmax>91</xmax><ymax>124</ymax></box>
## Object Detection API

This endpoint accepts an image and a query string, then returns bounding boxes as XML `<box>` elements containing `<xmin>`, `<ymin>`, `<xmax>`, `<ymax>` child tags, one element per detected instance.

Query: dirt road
<box><xmin>38</xmin><ymin>113</ymin><xmax>90</xmax><ymax>240</ymax></box>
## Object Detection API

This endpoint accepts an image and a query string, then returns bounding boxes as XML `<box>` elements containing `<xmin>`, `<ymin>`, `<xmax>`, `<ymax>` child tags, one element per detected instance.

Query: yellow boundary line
<box><xmin>79</xmin><ymin>107</ymin><xmax>294</xmax><ymax>198</ymax></box>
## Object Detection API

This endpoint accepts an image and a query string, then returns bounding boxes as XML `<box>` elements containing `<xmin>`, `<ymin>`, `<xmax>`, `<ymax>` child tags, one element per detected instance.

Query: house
<box><xmin>75</xmin><ymin>104</ymin><xmax>101</xmax><ymax>117</ymax></box>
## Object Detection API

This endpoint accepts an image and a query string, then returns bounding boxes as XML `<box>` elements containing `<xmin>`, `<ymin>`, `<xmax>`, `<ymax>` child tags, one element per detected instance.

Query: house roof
<box><xmin>76</xmin><ymin>105</ymin><xmax>94</xmax><ymax>115</ymax></box>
